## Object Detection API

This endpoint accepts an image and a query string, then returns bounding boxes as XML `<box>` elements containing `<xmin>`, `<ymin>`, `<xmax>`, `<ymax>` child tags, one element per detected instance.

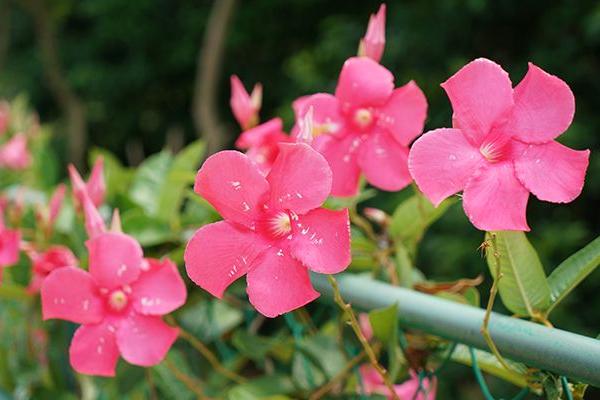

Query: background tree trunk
<box><xmin>192</xmin><ymin>0</ymin><xmax>237</xmax><ymax>155</ymax></box>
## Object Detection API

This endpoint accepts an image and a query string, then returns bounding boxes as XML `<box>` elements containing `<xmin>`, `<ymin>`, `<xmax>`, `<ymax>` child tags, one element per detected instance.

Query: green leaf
<box><xmin>129</xmin><ymin>151</ymin><xmax>173</xmax><ymax>217</ymax></box>
<box><xmin>179</xmin><ymin>300</ymin><xmax>243</xmax><ymax>343</ymax></box>
<box><xmin>227</xmin><ymin>374</ymin><xmax>295</xmax><ymax>400</ymax></box>
<box><xmin>293</xmin><ymin>334</ymin><xmax>346</xmax><ymax>390</ymax></box>
<box><xmin>231</xmin><ymin>331</ymin><xmax>292</xmax><ymax>363</ymax></box>
<box><xmin>120</xmin><ymin>208</ymin><xmax>176</xmax><ymax>246</ymax></box>
<box><xmin>486</xmin><ymin>231</ymin><xmax>551</xmax><ymax>317</ymax></box>
<box><xmin>389</xmin><ymin>194</ymin><xmax>455</xmax><ymax>257</ymax></box>
<box><xmin>368</xmin><ymin>303</ymin><xmax>398</xmax><ymax>344</ymax></box>
<box><xmin>545</xmin><ymin>236</ymin><xmax>600</xmax><ymax>315</ymax></box>
<box><xmin>156</xmin><ymin>140</ymin><xmax>205</xmax><ymax>221</ymax></box>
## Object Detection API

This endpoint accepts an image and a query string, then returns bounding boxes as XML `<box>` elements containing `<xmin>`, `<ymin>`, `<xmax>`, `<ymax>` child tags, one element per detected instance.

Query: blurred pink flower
<box><xmin>41</xmin><ymin>232</ymin><xmax>187</xmax><ymax>376</ymax></box>
<box><xmin>230</xmin><ymin>75</ymin><xmax>262</xmax><ymax>130</ymax></box>
<box><xmin>294</xmin><ymin>57</ymin><xmax>427</xmax><ymax>196</ymax></box>
<box><xmin>27</xmin><ymin>245</ymin><xmax>77</xmax><ymax>293</ymax></box>
<box><xmin>235</xmin><ymin>117</ymin><xmax>291</xmax><ymax>175</ymax></box>
<box><xmin>409</xmin><ymin>58</ymin><xmax>590</xmax><ymax>231</ymax></box>
<box><xmin>185</xmin><ymin>143</ymin><xmax>351</xmax><ymax>317</ymax></box>
<box><xmin>68</xmin><ymin>156</ymin><xmax>106</xmax><ymax>209</ymax></box>
<box><xmin>358</xmin><ymin>4</ymin><xmax>386</xmax><ymax>63</ymax></box>
<box><xmin>0</xmin><ymin>134</ymin><xmax>32</xmax><ymax>170</ymax></box>
<box><xmin>359</xmin><ymin>365</ymin><xmax>437</xmax><ymax>400</ymax></box>
<box><xmin>358</xmin><ymin>313</ymin><xmax>373</xmax><ymax>341</ymax></box>
<box><xmin>0</xmin><ymin>208</ymin><xmax>20</xmax><ymax>282</ymax></box>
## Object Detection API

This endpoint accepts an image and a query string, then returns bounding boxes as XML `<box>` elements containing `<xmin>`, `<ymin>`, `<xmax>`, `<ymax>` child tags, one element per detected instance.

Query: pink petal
<box><xmin>48</xmin><ymin>184</ymin><xmax>66</xmax><ymax>226</ymax></box>
<box><xmin>70</xmin><ymin>321</ymin><xmax>120</xmax><ymax>377</ymax></box>
<box><xmin>230</xmin><ymin>75</ymin><xmax>259</xmax><ymax>130</ymax></box>
<box><xmin>358</xmin><ymin>313</ymin><xmax>374</xmax><ymax>341</ymax></box>
<box><xmin>359</xmin><ymin>364</ymin><xmax>385</xmax><ymax>393</ymax></box>
<box><xmin>290</xmin><ymin>208</ymin><xmax>350</xmax><ymax>274</ymax></box>
<box><xmin>357</xmin><ymin>130</ymin><xmax>412</xmax><ymax>192</ymax></box>
<box><xmin>513</xmin><ymin>141</ymin><xmax>589</xmax><ymax>203</ymax></box>
<box><xmin>408</xmin><ymin>128</ymin><xmax>484</xmax><ymax>206</ymax></box>
<box><xmin>0</xmin><ymin>134</ymin><xmax>31</xmax><ymax>170</ymax></box>
<box><xmin>116</xmin><ymin>313</ymin><xmax>178</xmax><ymax>367</ymax></box>
<box><xmin>246</xmin><ymin>248</ymin><xmax>319</xmax><ymax>317</ymax></box>
<box><xmin>463</xmin><ymin>162</ymin><xmax>530</xmax><ymax>231</ymax></box>
<box><xmin>41</xmin><ymin>267</ymin><xmax>104</xmax><ymax>324</ymax></box>
<box><xmin>68</xmin><ymin>164</ymin><xmax>87</xmax><ymax>208</ymax></box>
<box><xmin>132</xmin><ymin>258</ymin><xmax>187</xmax><ymax>315</ymax></box>
<box><xmin>87</xmin><ymin>232</ymin><xmax>143</xmax><ymax>289</ymax></box>
<box><xmin>503</xmin><ymin>63</ymin><xmax>575</xmax><ymax>143</ymax></box>
<box><xmin>441</xmin><ymin>58</ymin><xmax>514</xmax><ymax>145</ymax></box>
<box><xmin>335</xmin><ymin>57</ymin><xmax>394</xmax><ymax>112</ymax></box>
<box><xmin>82</xmin><ymin>190</ymin><xmax>106</xmax><ymax>238</ymax></box>
<box><xmin>235</xmin><ymin>118</ymin><xmax>285</xmax><ymax>149</ymax></box>
<box><xmin>195</xmin><ymin>150</ymin><xmax>270</xmax><ymax>228</ymax></box>
<box><xmin>359</xmin><ymin>4</ymin><xmax>386</xmax><ymax>62</ymax></box>
<box><xmin>292</xmin><ymin>93</ymin><xmax>345</xmax><ymax>138</ymax></box>
<box><xmin>184</xmin><ymin>221</ymin><xmax>269</xmax><ymax>298</ymax></box>
<box><xmin>319</xmin><ymin>133</ymin><xmax>363</xmax><ymax>197</ymax></box>
<box><xmin>0</xmin><ymin>228</ymin><xmax>20</xmax><ymax>267</ymax></box>
<box><xmin>267</xmin><ymin>143</ymin><xmax>332</xmax><ymax>214</ymax></box>
<box><xmin>377</xmin><ymin>81</ymin><xmax>428</xmax><ymax>146</ymax></box>
<box><xmin>87</xmin><ymin>156</ymin><xmax>106</xmax><ymax>207</ymax></box>
<box><xmin>32</xmin><ymin>245</ymin><xmax>77</xmax><ymax>274</ymax></box>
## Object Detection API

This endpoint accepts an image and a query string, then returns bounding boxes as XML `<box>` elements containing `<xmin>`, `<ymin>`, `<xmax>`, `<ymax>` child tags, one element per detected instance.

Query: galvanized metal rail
<box><xmin>311</xmin><ymin>273</ymin><xmax>600</xmax><ymax>387</ymax></box>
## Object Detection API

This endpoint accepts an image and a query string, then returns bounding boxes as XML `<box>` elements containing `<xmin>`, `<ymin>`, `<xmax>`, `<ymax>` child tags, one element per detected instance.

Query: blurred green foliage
<box><xmin>0</xmin><ymin>0</ymin><xmax>599</xmax><ymax>398</ymax></box>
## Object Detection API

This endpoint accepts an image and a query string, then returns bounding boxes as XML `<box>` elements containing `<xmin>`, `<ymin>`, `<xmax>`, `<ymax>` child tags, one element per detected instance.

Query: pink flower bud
<box><xmin>358</xmin><ymin>4</ymin><xmax>386</xmax><ymax>63</ymax></box>
<box><xmin>230</xmin><ymin>75</ymin><xmax>261</xmax><ymax>130</ymax></box>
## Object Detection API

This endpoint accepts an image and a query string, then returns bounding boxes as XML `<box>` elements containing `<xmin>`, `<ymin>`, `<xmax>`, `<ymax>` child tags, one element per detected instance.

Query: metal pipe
<box><xmin>311</xmin><ymin>273</ymin><xmax>600</xmax><ymax>387</ymax></box>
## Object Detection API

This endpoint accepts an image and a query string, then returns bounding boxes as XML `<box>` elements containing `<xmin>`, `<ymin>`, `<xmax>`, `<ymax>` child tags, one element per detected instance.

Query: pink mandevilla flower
<box><xmin>359</xmin><ymin>365</ymin><xmax>437</xmax><ymax>400</ymax></box>
<box><xmin>235</xmin><ymin>118</ymin><xmax>291</xmax><ymax>175</ymax></box>
<box><xmin>68</xmin><ymin>156</ymin><xmax>106</xmax><ymax>209</ymax></box>
<box><xmin>184</xmin><ymin>142</ymin><xmax>351</xmax><ymax>317</ymax></box>
<box><xmin>230</xmin><ymin>75</ymin><xmax>262</xmax><ymax>131</ymax></box>
<box><xmin>41</xmin><ymin>232</ymin><xmax>187</xmax><ymax>376</ymax></box>
<box><xmin>358</xmin><ymin>4</ymin><xmax>386</xmax><ymax>63</ymax></box>
<box><xmin>27</xmin><ymin>245</ymin><xmax>77</xmax><ymax>293</ymax></box>
<box><xmin>408</xmin><ymin>58</ymin><xmax>590</xmax><ymax>231</ymax></box>
<box><xmin>0</xmin><ymin>133</ymin><xmax>32</xmax><ymax>170</ymax></box>
<box><xmin>294</xmin><ymin>56</ymin><xmax>427</xmax><ymax>196</ymax></box>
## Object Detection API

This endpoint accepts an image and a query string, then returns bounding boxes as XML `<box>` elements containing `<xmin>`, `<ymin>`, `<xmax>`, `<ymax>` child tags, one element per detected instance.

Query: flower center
<box><xmin>108</xmin><ymin>290</ymin><xmax>128</xmax><ymax>311</ymax></box>
<box><xmin>353</xmin><ymin>108</ymin><xmax>374</xmax><ymax>130</ymax></box>
<box><xmin>269</xmin><ymin>211</ymin><xmax>292</xmax><ymax>237</ymax></box>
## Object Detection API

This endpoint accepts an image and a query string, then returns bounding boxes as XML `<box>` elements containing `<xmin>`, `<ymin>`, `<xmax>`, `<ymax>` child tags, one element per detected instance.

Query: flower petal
<box><xmin>87</xmin><ymin>157</ymin><xmax>106</xmax><ymax>207</ymax></box>
<box><xmin>408</xmin><ymin>128</ymin><xmax>484</xmax><ymax>206</ymax></box>
<box><xmin>235</xmin><ymin>118</ymin><xmax>285</xmax><ymax>149</ymax></box>
<box><xmin>41</xmin><ymin>267</ymin><xmax>104</xmax><ymax>324</ymax></box>
<box><xmin>116</xmin><ymin>313</ymin><xmax>178</xmax><ymax>367</ymax></box>
<box><xmin>132</xmin><ymin>258</ymin><xmax>187</xmax><ymax>315</ymax></box>
<box><xmin>195</xmin><ymin>150</ymin><xmax>269</xmax><ymax>228</ymax></box>
<box><xmin>357</xmin><ymin>130</ymin><xmax>412</xmax><ymax>192</ymax></box>
<box><xmin>319</xmin><ymin>133</ymin><xmax>363</xmax><ymax>197</ymax></box>
<box><xmin>335</xmin><ymin>57</ymin><xmax>394</xmax><ymax>111</ymax></box>
<box><xmin>0</xmin><ymin>229</ymin><xmax>20</xmax><ymax>267</ymax></box>
<box><xmin>267</xmin><ymin>143</ymin><xmax>332</xmax><ymax>214</ymax></box>
<box><xmin>184</xmin><ymin>221</ymin><xmax>269</xmax><ymax>298</ymax></box>
<box><xmin>513</xmin><ymin>141</ymin><xmax>589</xmax><ymax>203</ymax></box>
<box><xmin>441</xmin><ymin>58</ymin><xmax>514</xmax><ymax>145</ymax></box>
<box><xmin>87</xmin><ymin>232</ymin><xmax>143</xmax><ymax>289</ymax></box>
<box><xmin>290</xmin><ymin>208</ymin><xmax>350</xmax><ymax>274</ymax></box>
<box><xmin>292</xmin><ymin>93</ymin><xmax>345</xmax><ymax>137</ymax></box>
<box><xmin>70</xmin><ymin>321</ymin><xmax>120</xmax><ymax>377</ymax></box>
<box><xmin>463</xmin><ymin>162</ymin><xmax>530</xmax><ymax>231</ymax></box>
<box><xmin>246</xmin><ymin>248</ymin><xmax>319</xmax><ymax>317</ymax></box>
<box><xmin>377</xmin><ymin>81</ymin><xmax>428</xmax><ymax>146</ymax></box>
<box><xmin>504</xmin><ymin>63</ymin><xmax>574</xmax><ymax>143</ymax></box>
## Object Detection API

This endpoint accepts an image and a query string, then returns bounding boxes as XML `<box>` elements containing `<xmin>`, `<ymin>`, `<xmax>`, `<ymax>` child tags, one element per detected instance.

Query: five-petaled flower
<box><xmin>408</xmin><ymin>58</ymin><xmax>590</xmax><ymax>231</ymax></box>
<box><xmin>359</xmin><ymin>365</ymin><xmax>437</xmax><ymax>400</ymax></box>
<box><xmin>294</xmin><ymin>56</ymin><xmax>427</xmax><ymax>197</ymax></box>
<box><xmin>184</xmin><ymin>142</ymin><xmax>351</xmax><ymax>317</ymax></box>
<box><xmin>41</xmin><ymin>232</ymin><xmax>187</xmax><ymax>376</ymax></box>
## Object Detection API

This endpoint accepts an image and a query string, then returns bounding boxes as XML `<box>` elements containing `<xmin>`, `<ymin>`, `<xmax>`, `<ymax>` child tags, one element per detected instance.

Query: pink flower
<box><xmin>0</xmin><ymin>102</ymin><xmax>9</xmax><ymax>135</ymax></box>
<box><xmin>358</xmin><ymin>4</ymin><xmax>386</xmax><ymax>63</ymax></box>
<box><xmin>184</xmin><ymin>143</ymin><xmax>351</xmax><ymax>317</ymax></box>
<box><xmin>68</xmin><ymin>157</ymin><xmax>106</xmax><ymax>209</ymax></box>
<box><xmin>408</xmin><ymin>59</ymin><xmax>590</xmax><ymax>231</ymax></box>
<box><xmin>230</xmin><ymin>75</ymin><xmax>262</xmax><ymax>130</ymax></box>
<box><xmin>41</xmin><ymin>232</ymin><xmax>187</xmax><ymax>376</ymax></box>
<box><xmin>235</xmin><ymin>118</ymin><xmax>291</xmax><ymax>175</ymax></box>
<box><xmin>294</xmin><ymin>57</ymin><xmax>427</xmax><ymax>196</ymax></box>
<box><xmin>359</xmin><ymin>365</ymin><xmax>437</xmax><ymax>400</ymax></box>
<box><xmin>0</xmin><ymin>209</ymin><xmax>20</xmax><ymax>281</ymax></box>
<box><xmin>27</xmin><ymin>245</ymin><xmax>77</xmax><ymax>293</ymax></box>
<box><xmin>0</xmin><ymin>134</ymin><xmax>32</xmax><ymax>170</ymax></box>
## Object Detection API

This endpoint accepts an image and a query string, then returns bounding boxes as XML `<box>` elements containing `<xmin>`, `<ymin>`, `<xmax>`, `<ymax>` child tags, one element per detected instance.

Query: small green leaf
<box><xmin>390</xmin><ymin>194</ymin><xmax>455</xmax><ymax>257</ymax></box>
<box><xmin>120</xmin><ymin>208</ymin><xmax>176</xmax><ymax>246</ymax></box>
<box><xmin>179</xmin><ymin>300</ymin><xmax>243</xmax><ymax>343</ymax></box>
<box><xmin>227</xmin><ymin>375</ymin><xmax>295</xmax><ymax>400</ymax></box>
<box><xmin>368</xmin><ymin>303</ymin><xmax>398</xmax><ymax>344</ymax></box>
<box><xmin>486</xmin><ymin>231</ymin><xmax>551</xmax><ymax>316</ymax></box>
<box><xmin>129</xmin><ymin>151</ymin><xmax>173</xmax><ymax>217</ymax></box>
<box><xmin>545</xmin><ymin>236</ymin><xmax>600</xmax><ymax>315</ymax></box>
